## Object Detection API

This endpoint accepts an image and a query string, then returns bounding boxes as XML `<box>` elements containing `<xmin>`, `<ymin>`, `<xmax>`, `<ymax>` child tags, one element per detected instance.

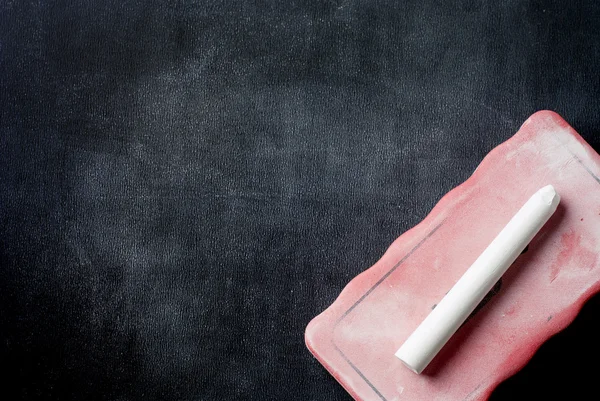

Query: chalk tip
<box><xmin>537</xmin><ymin>184</ymin><xmax>560</xmax><ymax>207</ymax></box>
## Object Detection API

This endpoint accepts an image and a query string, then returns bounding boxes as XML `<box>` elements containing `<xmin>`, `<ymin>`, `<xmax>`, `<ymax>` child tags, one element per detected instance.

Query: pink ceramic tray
<box><xmin>305</xmin><ymin>111</ymin><xmax>600</xmax><ymax>401</ymax></box>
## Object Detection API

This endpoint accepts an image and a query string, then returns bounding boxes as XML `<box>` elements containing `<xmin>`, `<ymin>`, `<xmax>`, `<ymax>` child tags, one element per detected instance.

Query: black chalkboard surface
<box><xmin>1</xmin><ymin>1</ymin><xmax>599</xmax><ymax>400</ymax></box>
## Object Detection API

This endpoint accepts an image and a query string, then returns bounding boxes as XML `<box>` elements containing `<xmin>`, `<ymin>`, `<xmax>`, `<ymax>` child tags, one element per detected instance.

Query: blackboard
<box><xmin>1</xmin><ymin>1</ymin><xmax>600</xmax><ymax>400</ymax></box>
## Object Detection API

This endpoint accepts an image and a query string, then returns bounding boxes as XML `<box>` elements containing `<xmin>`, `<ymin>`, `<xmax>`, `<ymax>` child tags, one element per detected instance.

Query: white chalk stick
<box><xmin>395</xmin><ymin>185</ymin><xmax>560</xmax><ymax>374</ymax></box>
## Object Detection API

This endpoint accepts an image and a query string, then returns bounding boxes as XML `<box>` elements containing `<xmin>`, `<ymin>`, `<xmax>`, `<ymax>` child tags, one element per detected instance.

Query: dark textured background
<box><xmin>1</xmin><ymin>1</ymin><xmax>600</xmax><ymax>400</ymax></box>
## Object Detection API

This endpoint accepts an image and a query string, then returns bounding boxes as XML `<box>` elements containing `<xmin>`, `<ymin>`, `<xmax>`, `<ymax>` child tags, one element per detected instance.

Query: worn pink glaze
<box><xmin>305</xmin><ymin>111</ymin><xmax>600</xmax><ymax>401</ymax></box>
